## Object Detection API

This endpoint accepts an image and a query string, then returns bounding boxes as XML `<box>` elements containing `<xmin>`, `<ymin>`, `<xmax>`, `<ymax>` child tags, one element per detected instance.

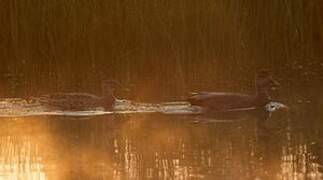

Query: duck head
<box><xmin>265</xmin><ymin>102</ymin><xmax>289</xmax><ymax>112</ymax></box>
<box><xmin>101</xmin><ymin>80</ymin><xmax>130</xmax><ymax>96</ymax></box>
<box><xmin>255</xmin><ymin>70</ymin><xmax>279</xmax><ymax>93</ymax></box>
<box><xmin>101</xmin><ymin>80</ymin><xmax>122</xmax><ymax>95</ymax></box>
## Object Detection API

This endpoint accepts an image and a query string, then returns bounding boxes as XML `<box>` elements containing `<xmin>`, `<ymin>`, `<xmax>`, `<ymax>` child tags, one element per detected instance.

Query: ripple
<box><xmin>0</xmin><ymin>98</ymin><xmax>287</xmax><ymax>117</ymax></box>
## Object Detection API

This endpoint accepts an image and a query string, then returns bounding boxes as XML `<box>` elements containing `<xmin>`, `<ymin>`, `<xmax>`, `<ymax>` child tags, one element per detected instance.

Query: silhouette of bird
<box><xmin>188</xmin><ymin>70</ymin><xmax>280</xmax><ymax>112</ymax></box>
<box><xmin>37</xmin><ymin>81</ymin><xmax>123</xmax><ymax>111</ymax></box>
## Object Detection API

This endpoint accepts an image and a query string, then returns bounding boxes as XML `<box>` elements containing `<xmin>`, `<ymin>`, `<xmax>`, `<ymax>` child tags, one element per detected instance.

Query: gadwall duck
<box><xmin>38</xmin><ymin>81</ymin><xmax>123</xmax><ymax>111</ymax></box>
<box><xmin>188</xmin><ymin>71</ymin><xmax>280</xmax><ymax>112</ymax></box>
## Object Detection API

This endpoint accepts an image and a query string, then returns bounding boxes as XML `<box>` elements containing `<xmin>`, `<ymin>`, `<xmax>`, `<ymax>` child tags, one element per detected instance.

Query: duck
<box><xmin>37</xmin><ymin>81</ymin><xmax>123</xmax><ymax>111</ymax></box>
<box><xmin>187</xmin><ymin>70</ymin><xmax>280</xmax><ymax>112</ymax></box>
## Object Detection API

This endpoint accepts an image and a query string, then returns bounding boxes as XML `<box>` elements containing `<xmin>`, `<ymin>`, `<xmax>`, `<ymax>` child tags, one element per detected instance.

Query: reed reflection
<box><xmin>0</xmin><ymin>118</ymin><xmax>48</xmax><ymax>180</ymax></box>
<box><xmin>0</xmin><ymin>137</ymin><xmax>45</xmax><ymax>180</ymax></box>
<box><xmin>0</xmin><ymin>111</ymin><xmax>320</xmax><ymax>179</ymax></box>
<box><xmin>278</xmin><ymin>134</ymin><xmax>322</xmax><ymax>180</ymax></box>
<box><xmin>108</xmin><ymin>112</ymin><xmax>277</xmax><ymax>179</ymax></box>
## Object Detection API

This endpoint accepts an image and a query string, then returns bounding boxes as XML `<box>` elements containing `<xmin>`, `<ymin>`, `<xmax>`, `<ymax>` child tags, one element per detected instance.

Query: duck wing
<box><xmin>39</xmin><ymin>93</ymin><xmax>102</xmax><ymax>110</ymax></box>
<box><xmin>43</xmin><ymin>93</ymin><xmax>99</xmax><ymax>100</ymax></box>
<box><xmin>188</xmin><ymin>92</ymin><xmax>256</xmax><ymax>111</ymax></box>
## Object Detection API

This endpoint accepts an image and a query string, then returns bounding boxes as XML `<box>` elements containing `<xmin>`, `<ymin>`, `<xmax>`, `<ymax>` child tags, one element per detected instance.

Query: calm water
<box><xmin>0</xmin><ymin>0</ymin><xmax>322</xmax><ymax>179</ymax></box>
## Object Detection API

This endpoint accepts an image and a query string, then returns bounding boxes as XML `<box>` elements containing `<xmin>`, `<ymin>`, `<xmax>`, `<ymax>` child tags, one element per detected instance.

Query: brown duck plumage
<box><xmin>38</xmin><ymin>81</ymin><xmax>122</xmax><ymax>111</ymax></box>
<box><xmin>188</xmin><ymin>71</ymin><xmax>279</xmax><ymax>112</ymax></box>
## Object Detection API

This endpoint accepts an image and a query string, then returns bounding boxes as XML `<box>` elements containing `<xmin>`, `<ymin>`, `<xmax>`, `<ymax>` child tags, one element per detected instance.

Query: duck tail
<box><xmin>187</xmin><ymin>92</ymin><xmax>202</xmax><ymax>106</ymax></box>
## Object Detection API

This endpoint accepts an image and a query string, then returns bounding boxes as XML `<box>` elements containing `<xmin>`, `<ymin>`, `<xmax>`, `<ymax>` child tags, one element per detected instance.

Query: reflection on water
<box><xmin>0</xmin><ymin>119</ymin><xmax>47</xmax><ymax>180</ymax></box>
<box><xmin>0</xmin><ymin>137</ymin><xmax>45</xmax><ymax>180</ymax></box>
<box><xmin>280</xmin><ymin>143</ymin><xmax>322</xmax><ymax>180</ymax></box>
<box><xmin>0</xmin><ymin>110</ymin><xmax>321</xmax><ymax>179</ymax></box>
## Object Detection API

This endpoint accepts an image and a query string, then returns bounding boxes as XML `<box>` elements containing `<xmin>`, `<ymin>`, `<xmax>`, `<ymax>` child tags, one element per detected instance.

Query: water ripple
<box><xmin>0</xmin><ymin>98</ymin><xmax>286</xmax><ymax>117</ymax></box>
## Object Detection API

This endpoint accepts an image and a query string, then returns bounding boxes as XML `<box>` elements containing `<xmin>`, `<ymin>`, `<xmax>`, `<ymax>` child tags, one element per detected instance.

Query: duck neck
<box><xmin>103</xmin><ymin>88</ymin><xmax>115</xmax><ymax>99</ymax></box>
<box><xmin>99</xmin><ymin>89</ymin><xmax>115</xmax><ymax>108</ymax></box>
<box><xmin>256</xmin><ymin>86</ymin><xmax>270</xmax><ymax>100</ymax></box>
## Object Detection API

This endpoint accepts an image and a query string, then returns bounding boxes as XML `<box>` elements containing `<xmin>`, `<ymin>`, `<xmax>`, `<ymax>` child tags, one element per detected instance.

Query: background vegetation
<box><xmin>0</xmin><ymin>0</ymin><xmax>321</xmax><ymax>102</ymax></box>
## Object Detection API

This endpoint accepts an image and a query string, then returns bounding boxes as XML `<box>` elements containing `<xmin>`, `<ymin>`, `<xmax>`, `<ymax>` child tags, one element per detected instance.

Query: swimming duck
<box><xmin>188</xmin><ymin>71</ymin><xmax>280</xmax><ymax>112</ymax></box>
<box><xmin>37</xmin><ymin>81</ymin><xmax>123</xmax><ymax>111</ymax></box>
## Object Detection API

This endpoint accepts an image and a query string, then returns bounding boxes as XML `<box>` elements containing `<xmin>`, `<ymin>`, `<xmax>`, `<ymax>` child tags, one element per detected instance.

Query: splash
<box><xmin>0</xmin><ymin>98</ymin><xmax>286</xmax><ymax>117</ymax></box>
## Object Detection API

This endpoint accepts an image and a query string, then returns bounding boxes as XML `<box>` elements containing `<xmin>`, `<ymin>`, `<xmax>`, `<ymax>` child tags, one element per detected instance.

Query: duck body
<box><xmin>188</xmin><ymin>92</ymin><xmax>270</xmax><ymax>112</ymax></box>
<box><xmin>39</xmin><ymin>92</ymin><xmax>115</xmax><ymax>111</ymax></box>
<box><xmin>37</xmin><ymin>81</ymin><xmax>122</xmax><ymax>111</ymax></box>
<box><xmin>188</xmin><ymin>71</ymin><xmax>278</xmax><ymax>112</ymax></box>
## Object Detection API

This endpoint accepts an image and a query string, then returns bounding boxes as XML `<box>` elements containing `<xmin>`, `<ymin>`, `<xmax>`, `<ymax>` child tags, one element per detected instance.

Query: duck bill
<box><xmin>280</xmin><ymin>104</ymin><xmax>289</xmax><ymax>112</ymax></box>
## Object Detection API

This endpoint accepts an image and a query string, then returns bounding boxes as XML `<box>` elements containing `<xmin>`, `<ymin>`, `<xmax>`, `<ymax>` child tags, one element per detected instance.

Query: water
<box><xmin>0</xmin><ymin>96</ymin><xmax>320</xmax><ymax>179</ymax></box>
<box><xmin>0</xmin><ymin>110</ymin><xmax>321</xmax><ymax>180</ymax></box>
<box><xmin>0</xmin><ymin>98</ymin><xmax>286</xmax><ymax>117</ymax></box>
<box><xmin>0</xmin><ymin>0</ymin><xmax>322</xmax><ymax>179</ymax></box>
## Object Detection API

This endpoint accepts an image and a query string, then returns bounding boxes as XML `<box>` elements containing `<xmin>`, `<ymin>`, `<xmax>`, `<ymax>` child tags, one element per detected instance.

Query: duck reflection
<box><xmin>189</xmin><ymin>108</ymin><xmax>270</xmax><ymax>122</ymax></box>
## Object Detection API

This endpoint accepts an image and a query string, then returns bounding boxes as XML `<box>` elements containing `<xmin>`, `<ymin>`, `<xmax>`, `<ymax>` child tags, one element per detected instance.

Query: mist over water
<box><xmin>0</xmin><ymin>0</ymin><xmax>322</xmax><ymax>179</ymax></box>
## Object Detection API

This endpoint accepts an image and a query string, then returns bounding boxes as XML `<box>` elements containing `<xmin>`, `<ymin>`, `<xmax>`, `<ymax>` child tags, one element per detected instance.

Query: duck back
<box><xmin>39</xmin><ymin>93</ymin><xmax>110</xmax><ymax>110</ymax></box>
<box><xmin>188</xmin><ymin>92</ymin><xmax>269</xmax><ymax>112</ymax></box>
